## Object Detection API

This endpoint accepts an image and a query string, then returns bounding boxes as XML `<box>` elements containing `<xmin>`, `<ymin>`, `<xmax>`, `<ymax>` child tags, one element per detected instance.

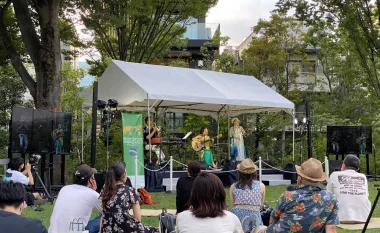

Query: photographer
<box><xmin>3</xmin><ymin>157</ymin><xmax>42</xmax><ymax>207</ymax></box>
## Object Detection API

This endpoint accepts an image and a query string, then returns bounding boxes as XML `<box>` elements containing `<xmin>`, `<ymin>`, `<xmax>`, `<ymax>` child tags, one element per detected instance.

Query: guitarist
<box><xmin>193</xmin><ymin>127</ymin><xmax>216</xmax><ymax>169</ymax></box>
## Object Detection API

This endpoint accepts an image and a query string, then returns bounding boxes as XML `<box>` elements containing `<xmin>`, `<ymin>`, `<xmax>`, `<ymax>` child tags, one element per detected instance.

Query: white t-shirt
<box><xmin>176</xmin><ymin>210</ymin><xmax>242</xmax><ymax>233</ymax></box>
<box><xmin>327</xmin><ymin>169</ymin><xmax>371</xmax><ymax>222</ymax></box>
<box><xmin>48</xmin><ymin>185</ymin><xmax>102</xmax><ymax>233</ymax></box>
<box><xmin>3</xmin><ymin>169</ymin><xmax>29</xmax><ymax>185</ymax></box>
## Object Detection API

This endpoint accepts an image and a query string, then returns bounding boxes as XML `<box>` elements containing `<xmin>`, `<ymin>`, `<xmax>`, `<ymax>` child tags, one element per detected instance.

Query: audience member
<box><xmin>3</xmin><ymin>157</ymin><xmax>42</xmax><ymax>207</ymax></box>
<box><xmin>230</xmin><ymin>158</ymin><xmax>265</xmax><ymax>228</ymax></box>
<box><xmin>176</xmin><ymin>161</ymin><xmax>201</xmax><ymax>214</ymax></box>
<box><xmin>266</xmin><ymin>158</ymin><xmax>339</xmax><ymax>233</ymax></box>
<box><xmin>176</xmin><ymin>172</ymin><xmax>243</xmax><ymax>233</ymax></box>
<box><xmin>327</xmin><ymin>154</ymin><xmax>370</xmax><ymax>223</ymax></box>
<box><xmin>101</xmin><ymin>162</ymin><xmax>158</xmax><ymax>233</ymax></box>
<box><xmin>0</xmin><ymin>181</ymin><xmax>47</xmax><ymax>233</ymax></box>
<box><xmin>49</xmin><ymin>164</ymin><xmax>101</xmax><ymax>233</ymax></box>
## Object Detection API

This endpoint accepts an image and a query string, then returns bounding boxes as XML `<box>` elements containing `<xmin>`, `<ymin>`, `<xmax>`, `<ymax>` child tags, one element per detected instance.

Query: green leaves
<box><xmin>79</xmin><ymin>0</ymin><xmax>218</xmax><ymax>76</ymax></box>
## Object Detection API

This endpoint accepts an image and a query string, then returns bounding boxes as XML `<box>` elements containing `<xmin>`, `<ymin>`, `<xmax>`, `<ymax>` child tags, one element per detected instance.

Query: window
<box><xmin>301</xmin><ymin>61</ymin><xmax>316</xmax><ymax>74</ymax></box>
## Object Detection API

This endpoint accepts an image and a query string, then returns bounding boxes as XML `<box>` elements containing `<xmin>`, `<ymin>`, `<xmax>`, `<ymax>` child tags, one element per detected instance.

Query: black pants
<box><xmin>25</xmin><ymin>193</ymin><xmax>34</xmax><ymax>206</ymax></box>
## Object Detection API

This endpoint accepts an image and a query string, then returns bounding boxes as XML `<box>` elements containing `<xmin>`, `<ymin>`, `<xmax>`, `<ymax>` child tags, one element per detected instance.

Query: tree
<box><xmin>0</xmin><ymin>65</ymin><xmax>32</xmax><ymax>157</ymax></box>
<box><xmin>276</xmin><ymin>0</ymin><xmax>380</xmax><ymax>101</ymax></box>
<box><xmin>241</xmin><ymin>14</ymin><xmax>307</xmax><ymax>160</ymax></box>
<box><xmin>0</xmin><ymin>0</ymin><xmax>82</xmax><ymax>110</ymax></box>
<box><xmin>79</xmin><ymin>0</ymin><xmax>218</xmax><ymax>77</ymax></box>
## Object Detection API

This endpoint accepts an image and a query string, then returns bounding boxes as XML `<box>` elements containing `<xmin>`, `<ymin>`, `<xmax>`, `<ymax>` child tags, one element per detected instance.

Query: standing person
<box><xmin>176</xmin><ymin>161</ymin><xmax>201</xmax><ymax>214</ymax></box>
<box><xmin>143</xmin><ymin>116</ymin><xmax>165</xmax><ymax>160</ymax></box>
<box><xmin>0</xmin><ymin>182</ymin><xmax>47</xmax><ymax>233</ymax></box>
<box><xmin>230</xmin><ymin>158</ymin><xmax>265</xmax><ymax>228</ymax></box>
<box><xmin>230</xmin><ymin>118</ymin><xmax>246</xmax><ymax>161</ymax></box>
<box><xmin>327</xmin><ymin>154</ymin><xmax>370</xmax><ymax>223</ymax></box>
<box><xmin>176</xmin><ymin>172</ymin><xmax>243</xmax><ymax>233</ymax></box>
<box><xmin>192</xmin><ymin>127</ymin><xmax>217</xmax><ymax>168</ymax></box>
<box><xmin>267</xmin><ymin>158</ymin><xmax>339</xmax><ymax>233</ymax></box>
<box><xmin>101</xmin><ymin>162</ymin><xmax>158</xmax><ymax>233</ymax></box>
<box><xmin>3</xmin><ymin>157</ymin><xmax>42</xmax><ymax>207</ymax></box>
<box><xmin>18</xmin><ymin>116</ymin><xmax>29</xmax><ymax>153</ymax></box>
<box><xmin>49</xmin><ymin>164</ymin><xmax>102</xmax><ymax>233</ymax></box>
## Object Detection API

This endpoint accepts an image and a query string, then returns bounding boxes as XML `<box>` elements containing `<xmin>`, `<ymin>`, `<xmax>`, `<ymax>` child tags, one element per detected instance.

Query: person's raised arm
<box><xmin>145</xmin><ymin>128</ymin><xmax>157</xmax><ymax>140</ymax></box>
<box><xmin>241</xmin><ymin>126</ymin><xmax>246</xmax><ymax>135</ymax></box>
<box><xmin>25</xmin><ymin>163</ymin><xmax>34</xmax><ymax>185</ymax></box>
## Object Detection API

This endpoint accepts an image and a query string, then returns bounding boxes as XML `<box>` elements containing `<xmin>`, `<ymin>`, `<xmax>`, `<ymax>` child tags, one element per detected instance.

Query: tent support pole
<box><xmin>147</xmin><ymin>94</ymin><xmax>152</xmax><ymax>163</ymax></box>
<box><xmin>227</xmin><ymin>107</ymin><xmax>231</xmax><ymax>160</ymax></box>
<box><xmin>292</xmin><ymin>109</ymin><xmax>295</xmax><ymax>162</ymax></box>
<box><xmin>217</xmin><ymin>114</ymin><xmax>220</xmax><ymax>144</ymax></box>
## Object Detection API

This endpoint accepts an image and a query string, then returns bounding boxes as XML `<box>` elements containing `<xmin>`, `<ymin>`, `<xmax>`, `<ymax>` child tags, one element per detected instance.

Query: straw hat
<box><xmin>231</xmin><ymin>118</ymin><xmax>240</xmax><ymax>124</ymax></box>
<box><xmin>295</xmin><ymin>158</ymin><xmax>326</xmax><ymax>182</ymax></box>
<box><xmin>237</xmin><ymin>158</ymin><xmax>258</xmax><ymax>174</ymax></box>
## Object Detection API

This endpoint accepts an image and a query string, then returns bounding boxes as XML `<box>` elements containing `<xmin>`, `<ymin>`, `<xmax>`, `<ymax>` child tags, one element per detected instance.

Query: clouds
<box><xmin>206</xmin><ymin>0</ymin><xmax>277</xmax><ymax>46</ymax></box>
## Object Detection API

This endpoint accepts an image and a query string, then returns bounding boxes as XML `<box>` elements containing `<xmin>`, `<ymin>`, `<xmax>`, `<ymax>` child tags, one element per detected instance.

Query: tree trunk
<box><xmin>35</xmin><ymin>1</ymin><xmax>62</xmax><ymax>110</ymax></box>
<box><xmin>9</xmin><ymin>0</ymin><xmax>62</xmax><ymax>110</ymax></box>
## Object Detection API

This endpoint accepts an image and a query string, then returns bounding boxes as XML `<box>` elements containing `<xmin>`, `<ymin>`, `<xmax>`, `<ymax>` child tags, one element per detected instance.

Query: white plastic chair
<box><xmin>0</xmin><ymin>158</ymin><xmax>10</xmax><ymax>180</ymax></box>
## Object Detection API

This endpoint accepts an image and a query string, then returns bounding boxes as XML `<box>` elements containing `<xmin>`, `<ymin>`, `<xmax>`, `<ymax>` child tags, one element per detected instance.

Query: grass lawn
<box><xmin>22</xmin><ymin>182</ymin><xmax>380</xmax><ymax>233</ymax></box>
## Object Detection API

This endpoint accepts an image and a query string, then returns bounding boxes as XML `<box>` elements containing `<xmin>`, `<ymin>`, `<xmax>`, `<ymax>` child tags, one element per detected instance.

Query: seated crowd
<box><xmin>0</xmin><ymin>155</ymin><xmax>371</xmax><ymax>233</ymax></box>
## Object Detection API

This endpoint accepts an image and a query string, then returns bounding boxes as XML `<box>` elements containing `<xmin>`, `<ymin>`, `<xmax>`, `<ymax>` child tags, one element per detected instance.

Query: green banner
<box><xmin>122</xmin><ymin>113</ymin><xmax>144</xmax><ymax>188</ymax></box>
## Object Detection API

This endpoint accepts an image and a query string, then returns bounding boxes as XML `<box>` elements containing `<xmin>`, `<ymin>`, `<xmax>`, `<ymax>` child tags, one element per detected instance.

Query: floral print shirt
<box><xmin>266</xmin><ymin>185</ymin><xmax>339</xmax><ymax>233</ymax></box>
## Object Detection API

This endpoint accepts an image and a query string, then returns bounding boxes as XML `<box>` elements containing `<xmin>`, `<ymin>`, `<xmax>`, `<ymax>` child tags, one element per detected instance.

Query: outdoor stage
<box><xmin>158</xmin><ymin>166</ymin><xmax>294</xmax><ymax>191</ymax></box>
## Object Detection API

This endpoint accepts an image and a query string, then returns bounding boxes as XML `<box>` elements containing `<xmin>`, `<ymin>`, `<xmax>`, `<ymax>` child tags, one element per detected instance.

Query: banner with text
<box><xmin>122</xmin><ymin>113</ymin><xmax>144</xmax><ymax>188</ymax></box>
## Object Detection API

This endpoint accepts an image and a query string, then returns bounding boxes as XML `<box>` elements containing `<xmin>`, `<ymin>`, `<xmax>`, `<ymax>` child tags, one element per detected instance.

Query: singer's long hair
<box><xmin>102</xmin><ymin>162</ymin><xmax>126</xmax><ymax>207</ymax></box>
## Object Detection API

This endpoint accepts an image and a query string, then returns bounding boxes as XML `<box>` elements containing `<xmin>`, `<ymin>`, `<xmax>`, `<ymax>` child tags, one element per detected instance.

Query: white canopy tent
<box><xmin>98</xmin><ymin>60</ymin><xmax>296</xmax><ymax>161</ymax></box>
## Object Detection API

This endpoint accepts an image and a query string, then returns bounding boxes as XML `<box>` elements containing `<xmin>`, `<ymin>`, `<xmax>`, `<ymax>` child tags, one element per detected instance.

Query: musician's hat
<box><xmin>237</xmin><ymin>158</ymin><xmax>257</xmax><ymax>174</ymax></box>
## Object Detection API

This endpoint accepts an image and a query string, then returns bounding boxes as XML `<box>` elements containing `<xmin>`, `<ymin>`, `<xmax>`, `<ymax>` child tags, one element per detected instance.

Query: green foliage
<box><xmin>79</xmin><ymin>0</ymin><xmax>218</xmax><ymax>76</ymax></box>
<box><xmin>0</xmin><ymin>4</ymin><xmax>26</xmax><ymax>65</ymax></box>
<box><xmin>0</xmin><ymin>65</ymin><xmax>30</xmax><ymax>158</ymax></box>
<box><xmin>276</xmin><ymin>0</ymin><xmax>380</xmax><ymax>101</ymax></box>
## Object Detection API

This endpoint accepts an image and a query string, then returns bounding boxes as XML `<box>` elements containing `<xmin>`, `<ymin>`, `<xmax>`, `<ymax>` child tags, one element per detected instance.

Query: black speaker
<box><xmin>329</xmin><ymin>160</ymin><xmax>343</xmax><ymax>172</ymax></box>
<box><xmin>94</xmin><ymin>172</ymin><xmax>104</xmax><ymax>193</ymax></box>
<box><xmin>283</xmin><ymin>162</ymin><xmax>297</xmax><ymax>184</ymax></box>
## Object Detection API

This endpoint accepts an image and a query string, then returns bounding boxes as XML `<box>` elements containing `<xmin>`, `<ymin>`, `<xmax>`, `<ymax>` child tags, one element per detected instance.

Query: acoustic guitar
<box><xmin>191</xmin><ymin>134</ymin><xmax>222</xmax><ymax>152</ymax></box>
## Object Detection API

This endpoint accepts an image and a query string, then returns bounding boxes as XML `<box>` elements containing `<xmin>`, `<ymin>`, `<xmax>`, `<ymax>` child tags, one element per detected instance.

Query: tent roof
<box><xmin>98</xmin><ymin>60</ymin><xmax>294</xmax><ymax>118</ymax></box>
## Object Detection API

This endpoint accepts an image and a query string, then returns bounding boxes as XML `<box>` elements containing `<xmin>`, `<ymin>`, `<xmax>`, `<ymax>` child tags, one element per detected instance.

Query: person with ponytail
<box><xmin>100</xmin><ymin>162</ymin><xmax>158</xmax><ymax>233</ymax></box>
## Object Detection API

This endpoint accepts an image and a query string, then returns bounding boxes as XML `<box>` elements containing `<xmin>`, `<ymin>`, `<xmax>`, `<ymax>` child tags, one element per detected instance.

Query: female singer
<box><xmin>229</xmin><ymin>118</ymin><xmax>246</xmax><ymax>161</ymax></box>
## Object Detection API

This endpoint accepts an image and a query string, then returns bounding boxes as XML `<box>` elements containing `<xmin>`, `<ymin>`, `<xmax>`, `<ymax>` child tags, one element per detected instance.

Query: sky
<box><xmin>206</xmin><ymin>0</ymin><xmax>277</xmax><ymax>46</ymax></box>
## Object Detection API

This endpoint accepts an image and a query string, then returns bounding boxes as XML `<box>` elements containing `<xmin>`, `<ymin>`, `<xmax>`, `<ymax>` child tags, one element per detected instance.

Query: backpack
<box><xmin>138</xmin><ymin>188</ymin><xmax>152</xmax><ymax>204</ymax></box>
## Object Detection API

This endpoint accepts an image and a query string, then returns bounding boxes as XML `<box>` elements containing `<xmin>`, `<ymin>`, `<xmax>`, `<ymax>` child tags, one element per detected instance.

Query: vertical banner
<box><xmin>122</xmin><ymin>113</ymin><xmax>145</xmax><ymax>188</ymax></box>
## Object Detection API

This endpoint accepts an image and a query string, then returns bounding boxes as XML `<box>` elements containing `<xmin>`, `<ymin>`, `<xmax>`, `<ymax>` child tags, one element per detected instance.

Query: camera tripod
<box><xmin>362</xmin><ymin>188</ymin><xmax>380</xmax><ymax>233</ymax></box>
<box><xmin>32</xmin><ymin>167</ymin><xmax>54</xmax><ymax>202</ymax></box>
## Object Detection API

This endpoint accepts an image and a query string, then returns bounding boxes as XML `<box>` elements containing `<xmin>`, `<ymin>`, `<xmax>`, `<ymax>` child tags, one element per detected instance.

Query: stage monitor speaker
<box><xmin>329</xmin><ymin>160</ymin><xmax>343</xmax><ymax>172</ymax></box>
<box><xmin>222</xmin><ymin>160</ymin><xmax>237</xmax><ymax>171</ymax></box>
<box><xmin>283</xmin><ymin>162</ymin><xmax>297</xmax><ymax>184</ymax></box>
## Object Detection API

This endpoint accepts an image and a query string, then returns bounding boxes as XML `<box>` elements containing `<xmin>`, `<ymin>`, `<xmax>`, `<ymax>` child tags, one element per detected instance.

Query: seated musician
<box><xmin>143</xmin><ymin>116</ymin><xmax>165</xmax><ymax>161</ymax></box>
<box><xmin>193</xmin><ymin>127</ymin><xmax>216</xmax><ymax>168</ymax></box>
